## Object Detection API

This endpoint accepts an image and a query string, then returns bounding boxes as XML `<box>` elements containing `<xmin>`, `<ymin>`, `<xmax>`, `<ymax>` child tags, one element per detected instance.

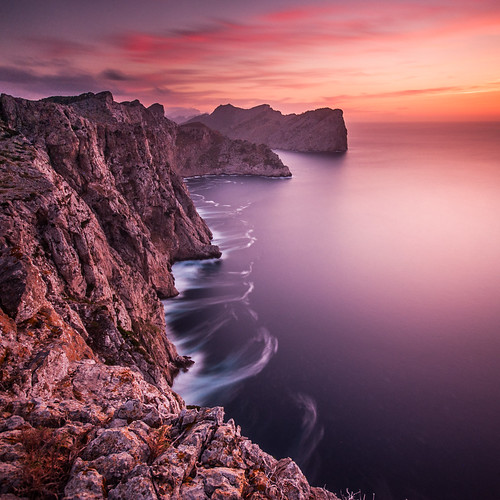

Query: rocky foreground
<box><xmin>0</xmin><ymin>92</ymin><xmax>336</xmax><ymax>499</ymax></box>
<box><xmin>186</xmin><ymin>104</ymin><xmax>348</xmax><ymax>153</ymax></box>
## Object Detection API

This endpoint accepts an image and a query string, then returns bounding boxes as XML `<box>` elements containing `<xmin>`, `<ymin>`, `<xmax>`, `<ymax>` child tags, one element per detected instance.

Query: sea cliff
<box><xmin>187</xmin><ymin>104</ymin><xmax>348</xmax><ymax>153</ymax></box>
<box><xmin>0</xmin><ymin>92</ymin><xmax>336</xmax><ymax>499</ymax></box>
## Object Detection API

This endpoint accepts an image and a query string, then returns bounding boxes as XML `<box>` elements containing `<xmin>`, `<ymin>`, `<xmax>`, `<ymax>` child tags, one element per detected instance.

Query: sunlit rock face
<box><xmin>187</xmin><ymin>103</ymin><xmax>348</xmax><ymax>152</ymax></box>
<box><xmin>0</xmin><ymin>92</ymin><xmax>336</xmax><ymax>498</ymax></box>
<box><xmin>0</xmin><ymin>91</ymin><xmax>222</xmax><ymax>390</ymax></box>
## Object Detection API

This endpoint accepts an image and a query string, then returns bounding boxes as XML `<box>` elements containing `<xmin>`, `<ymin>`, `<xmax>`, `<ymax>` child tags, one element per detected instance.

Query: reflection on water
<box><xmin>164</xmin><ymin>123</ymin><xmax>500</xmax><ymax>500</ymax></box>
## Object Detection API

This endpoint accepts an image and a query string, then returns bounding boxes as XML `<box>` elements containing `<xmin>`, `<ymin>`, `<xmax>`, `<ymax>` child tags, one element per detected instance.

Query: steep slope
<box><xmin>0</xmin><ymin>91</ymin><xmax>221</xmax><ymax>391</ymax></box>
<box><xmin>188</xmin><ymin>103</ymin><xmax>348</xmax><ymax>152</ymax></box>
<box><xmin>0</xmin><ymin>93</ymin><xmax>336</xmax><ymax>499</ymax></box>
<box><xmin>176</xmin><ymin>122</ymin><xmax>290</xmax><ymax>177</ymax></box>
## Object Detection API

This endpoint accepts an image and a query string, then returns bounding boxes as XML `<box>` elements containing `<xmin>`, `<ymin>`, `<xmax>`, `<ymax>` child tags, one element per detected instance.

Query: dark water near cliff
<box><xmin>165</xmin><ymin>122</ymin><xmax>500</xmax><ymax>500</ymax></box>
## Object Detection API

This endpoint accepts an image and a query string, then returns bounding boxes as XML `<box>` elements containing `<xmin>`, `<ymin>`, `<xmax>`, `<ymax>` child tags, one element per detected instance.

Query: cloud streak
<box><xmin>1</xmin><ymin>0</ymin><xmax>499</xmax><ymax>119</ymax></box>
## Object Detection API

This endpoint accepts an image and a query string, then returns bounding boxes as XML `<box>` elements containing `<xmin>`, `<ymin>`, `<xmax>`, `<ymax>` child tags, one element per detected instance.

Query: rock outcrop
<box><xmin>176</xmin><ymin>122</ymin><xmax>290</xmax><ymax>177</ymax></box>
<box><xmin>0</xmin><ymin>93</ymin><xmax>337</xmax><ymax>498</ymax></box>
<box><xmin>187</xmin><ymin>104</ymin><xmax>348</xmax><ymax>152</ymax></box>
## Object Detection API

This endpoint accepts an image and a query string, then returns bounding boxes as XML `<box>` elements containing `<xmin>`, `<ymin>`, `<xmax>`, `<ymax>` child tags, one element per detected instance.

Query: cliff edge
<box><xmin>0</xmin><ymin>93</ymin><xmax>336</xmax><ymax>499</ymax></box>
<box><xmin>187</xmin><ymin>104</ymin><xmax>348</xmax><ymax>153</ymax></box>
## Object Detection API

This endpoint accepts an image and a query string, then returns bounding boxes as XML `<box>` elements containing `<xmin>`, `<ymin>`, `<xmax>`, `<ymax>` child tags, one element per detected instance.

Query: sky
<box><xmin>1</xmin><ymin>0</ymin><xmax>499</xmax><ymax>122</ymax></box>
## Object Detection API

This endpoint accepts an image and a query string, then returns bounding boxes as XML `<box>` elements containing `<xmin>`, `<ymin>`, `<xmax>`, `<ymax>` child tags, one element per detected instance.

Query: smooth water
<box><xmin>165</xmin><ymin>122</ymin><xmax>500</xmax><ymax>500</ymax></box>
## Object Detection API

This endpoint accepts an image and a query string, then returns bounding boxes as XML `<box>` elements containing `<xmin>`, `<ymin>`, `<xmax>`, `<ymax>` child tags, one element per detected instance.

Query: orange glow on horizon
<box><xmin>1</xmin><ymin>1</ymin><xmax>499</xmax><ymax>122</ymax></box>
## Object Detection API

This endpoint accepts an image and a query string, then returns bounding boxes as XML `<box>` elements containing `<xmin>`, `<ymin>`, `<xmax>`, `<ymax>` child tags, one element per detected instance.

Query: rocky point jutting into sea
<box><xmin>186</xmin><ymin>104</ymin><xmax>348</xmax><ymax>153</ymax></box>
<box><xmin>0</xmin><ymin>91</ymin><xmax>338</xmax><ymax>499</ymax></box>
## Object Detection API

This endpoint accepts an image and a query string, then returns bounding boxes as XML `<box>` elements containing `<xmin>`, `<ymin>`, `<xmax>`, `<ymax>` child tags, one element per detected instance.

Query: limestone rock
<box><xmin>63</xmin><ymin>467</ymin><xmax>106</xmax><ymax>500</ymax></box>
<box><xmin>108</xmin><ymin>464</ymin><xmax>158</xmax><ymax>499</ymax></box>
<box><xmin>187</xmin><ymin>103</ymin><xmax>348</xmax><ymax>152</ymax></box>
<box><xmin>0</xmin><ymin>92</ymin><xmax>219</xmax><ymax>390</ymax></box>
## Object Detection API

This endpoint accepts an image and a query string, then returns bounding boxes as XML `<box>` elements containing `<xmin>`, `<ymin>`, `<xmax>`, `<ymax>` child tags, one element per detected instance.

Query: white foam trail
<box><xmin>169</xmin><ymin>316</ymin><xmax>231</xmax><ymax>350</ymax></box>
<box><xmin>172</xmin><ymin>350</ymin><xmax>206</xmax><ymax>396</ymax></box>
<box><xmin>174</xmin><ymin>327</ymin><xmax>278</xmax><ymax>405</ymax></box>
<box><xmin>236</xmin><ymin>202</ymin><xmax>252</xmax><ymax>213</ymax></box>
<box><xmin>166</xmin><ymin>177</ymin><xmax>277</xmax><ymax>406</ymax></box>
<box><xmin>292</xmin><ymin>393</ymin><xmax>325</xmax><ymax>466</ymax></box>
<box><xmin>228</xmin><ymin>262</ymin><xmax>254</xmax><ymax>278</ymax></box>
<box><xmin>171</xmin><ymin>261</ymin><xmax>207</xmax><ymax>294</ymax></box>
<box><xmin>241</xmin><ymin>282</ymin><xmax>254</xmax><ymax>303</ymax></box>
<box><xmin>166</xmin><ymin>281</ymin><xmax>256</xmax><ymax>319</ymax></box>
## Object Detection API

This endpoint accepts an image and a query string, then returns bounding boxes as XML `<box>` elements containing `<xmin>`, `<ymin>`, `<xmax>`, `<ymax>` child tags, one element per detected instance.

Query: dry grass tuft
<box><xmin>146</xmin><ymin>424</ymin><xmax>172</xmax><ymax>463</ymax></box>
<box><xmin>15</xmin><ymin>426</ymin><xmax>88</xmax><ymax>499</ymax></box>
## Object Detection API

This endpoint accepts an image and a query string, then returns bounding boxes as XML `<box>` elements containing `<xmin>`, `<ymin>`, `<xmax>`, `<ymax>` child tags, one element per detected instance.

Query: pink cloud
<box><xmin>4</xmin><ymin>0</ymin><xmax>500</xmax><ymax>120</ymax></box>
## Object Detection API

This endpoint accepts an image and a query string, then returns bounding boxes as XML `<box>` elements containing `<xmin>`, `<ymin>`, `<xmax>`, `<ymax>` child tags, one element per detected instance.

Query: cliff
<box><xmin>176</xmin><ymin>122</ymin><xmax>290</xmax><ymax>177</ymax></box>
<box><xmin>187</xmin><ymin>104</ymin><xmax>348</xmax><ymax>152</ymax></box>
<box><xmin>0</xmin><ymin>93</ymin><xmax>336</xmax><ymax>499</ymax></box>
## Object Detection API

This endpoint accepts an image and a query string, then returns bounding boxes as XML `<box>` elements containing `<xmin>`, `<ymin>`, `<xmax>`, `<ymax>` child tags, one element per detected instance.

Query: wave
<box><xmin>173</xmin><ymin>326</ymin><xmax>278</xmax><ymax>405</ymax></box>
<box><xmin>228</xmin><ymin>261</ymin><xmax>254</xmax><ymax>278</ymax></box>
<box><xmin>173</xmin><ymin>328</ymin><xmax>278</xmax><ymax>405</ymax></box>
<box><xmin>292</xmin><ymin>392</ymin><xmax>325</xmax><ymax>468</ymax></box>
<box><xmin>165</xmin><ymin>178</ymin><xmax>277</xmax><ymax>406</ymax></box>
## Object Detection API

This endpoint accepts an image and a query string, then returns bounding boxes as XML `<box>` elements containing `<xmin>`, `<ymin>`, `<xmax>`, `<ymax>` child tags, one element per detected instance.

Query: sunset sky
<box><xmin>1</xmin><ymin>0</ymin><xmax>499</xmax><ymax>122</ymax></box>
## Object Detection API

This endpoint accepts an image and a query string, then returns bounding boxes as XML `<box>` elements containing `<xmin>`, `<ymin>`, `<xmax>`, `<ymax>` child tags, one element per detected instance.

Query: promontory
<box><xmin>0</xmin><ymin>92</ymin><xmax>337</xmax><ymax>499</ymax></box>
<box><xmin>186</xmin><ymin>104</ymin><xmax>348</xmax><ymax>153</ymax></box>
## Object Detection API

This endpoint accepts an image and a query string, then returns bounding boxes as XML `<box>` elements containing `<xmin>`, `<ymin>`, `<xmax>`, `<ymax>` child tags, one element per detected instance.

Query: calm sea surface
<box><xmin>165</xmin><ymin>122</ymin><xmax>500</xmax><ymax>500</ymax></box>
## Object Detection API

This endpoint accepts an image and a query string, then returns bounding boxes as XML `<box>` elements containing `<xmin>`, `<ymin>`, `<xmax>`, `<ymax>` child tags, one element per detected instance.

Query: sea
<box><xmin>164</xmin><ymin>122</ymin><xmax>500</xmax><ymax>500</ymax></box>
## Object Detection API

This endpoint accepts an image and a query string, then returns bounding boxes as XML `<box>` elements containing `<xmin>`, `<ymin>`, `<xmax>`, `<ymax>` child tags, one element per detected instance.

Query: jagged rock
<box><xmin>0</xmin><ymin>92</ymin><xmax>292</xmax><ymax>392</ymax></box>
<box><xmin>187</xmin><ymin>103</ymin><xmax>348</xmax><ymax>152</ymax></box>
<box><xmin>63</xmin><ymin>467</ymin><xmax>106</xmax><ymax>500</ymax></box>
<box><xmin>78</xmin><ymin>452</ymin><xmax>137</xmax><ymax>487</ymax></box>
<box><xmin>0</xmin><ymin>386</ymin><xmax>340</xmax><ymax>499</ymax></box>
<box><xmin>0</xmin><ymin>415</ymin><xmax>27</xmax><ymax>432</ymax></box>
<box><xmin>182</xmin><ymin>466</ymin><xmax>247</xmax><ymax>498</ymax></box>
<box><xmin>81</xmin><ymin>428</ymin><xmax>150</xmax><ymax>463</ymax></box>
<box><xmin>0</xmin><ymin>462</ymin><xmax>23</xmax><ymax>494</ymax></box>
<box><xmin>108</xmin><ymin>464</ymin><xmax>158</xmax><ymax>499</ymax></box>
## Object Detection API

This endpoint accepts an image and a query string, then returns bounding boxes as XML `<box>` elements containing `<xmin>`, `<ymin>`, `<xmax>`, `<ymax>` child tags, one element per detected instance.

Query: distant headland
<box><xmin>186</xmin><ymin>103</ymin><xmax>348</xmax><ymax>153</ymax></box>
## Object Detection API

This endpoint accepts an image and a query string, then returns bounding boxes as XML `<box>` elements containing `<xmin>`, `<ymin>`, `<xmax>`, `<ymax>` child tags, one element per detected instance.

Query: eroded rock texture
<box><xmin>176</xmin><ymin>122</ymin><xmax>291</xmax><ymax>177</ymax></box>
<box><xmin>0</xmin><ymin>91</ymin><xmax>222</xmax><ymax>390</ymax></box>
<box><xmin>187</xmin><ymin>104</ymin><xmax>348</xmax><ymax>153</ymax></box>
<box><xmin>0</xmin><ymin>92</ymin><xmax>336</xmax><ymax>498</ymax></box>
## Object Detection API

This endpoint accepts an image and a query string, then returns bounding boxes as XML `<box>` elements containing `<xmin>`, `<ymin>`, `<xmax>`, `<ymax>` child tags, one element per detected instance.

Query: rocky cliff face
<box><xmin>0</xmin><ymin>91</ymin><xmax>222</xmax><ymax>391</ymax></box>
<box><xmin>0</xmin><ymin>93</ymin><xmax>337</xmax><ymax>499</ymax></box>
<box><xmin>176</xmin><ymin>122</ymin><xmax>290</xmax><ymax>177</ymax></box>
<box><xmin>187</xmin><ymin>104</ymin><xmax>348</xmax><ymax>152</ymax></box>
